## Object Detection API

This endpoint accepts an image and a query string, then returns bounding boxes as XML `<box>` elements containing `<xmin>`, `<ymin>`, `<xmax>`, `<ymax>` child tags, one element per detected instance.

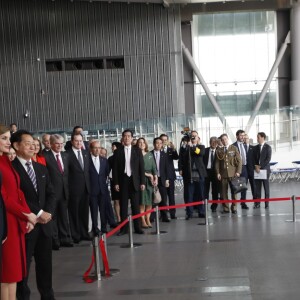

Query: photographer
<box><xmin>178</xmin><ymin>131</ymin><xmax>207</xmax><ymax>220</ymax></box>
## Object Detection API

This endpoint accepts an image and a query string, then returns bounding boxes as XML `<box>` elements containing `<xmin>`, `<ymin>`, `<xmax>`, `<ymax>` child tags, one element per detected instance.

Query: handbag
<box><xmin>152</xmin><ymin>186</ymin><xmax>162</xmax><ymax>204</ymax></box>
<box><xmin>231</xmin><ymin>176</ymin><xmax>248</xmax><ymax>194</ymax></box>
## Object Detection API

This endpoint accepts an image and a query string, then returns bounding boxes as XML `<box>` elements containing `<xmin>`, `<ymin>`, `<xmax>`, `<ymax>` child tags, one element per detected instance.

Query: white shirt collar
<box><xmin>17</xmin><ymin>156</ymin><xmax>33</xmax><ymax>169</ymax></box>
<box><xmin>51</xmin><ymin>149</ymin><xmax>60</xmax><ymax>157</ymax></box>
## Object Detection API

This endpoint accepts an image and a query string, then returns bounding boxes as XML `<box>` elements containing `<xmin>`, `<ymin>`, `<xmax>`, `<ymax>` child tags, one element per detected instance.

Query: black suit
<box><xmin>44</xmin><ymin>151</ymin><xmax>72</xmax><ymax>245</ymax></box>
<box><xmin>112</xmin><ymin>146</ymin><xmax>145</xmax><ymax>233</ymax></box>
<box><xmin>151</xmin><ymin>150</ymin><xmax>170</xmax><ymax>221</ymax></box>
<box><xmin>254</xmin><ymin>143</ymin><xmax>272</xmax><ymax>202</ymax></box>
<box><xmin>89</xmin><ymin>155</ymin><xmax>115</xmax><ymax>233</ymax></box>
<box><xmin>203</xmin><ymin>147</ymin><xmax>219</xmax><ymax>211</ymax></box>
<box><xmin>13</xmin><ymin>158</ymin><xmax>56</xmax><ymax>300</ymax></box>
<box><xmin>0</xmin><ymin>172</ymin><xmax>7</xmax><ymax>282</ymax></box>
<box><xmin>245</xmin><ymin>144</ymin><xmax>257</xmax><ymax>199</ymax></box>
<box><xmin>163</xmin><ymin>146</ymin><xmax>178</xmax><ymax>218</ymax></box>
<box><xmin>65</xmin><ymin>140</ymin><xmax>89</xmax><ymax>151</ymax></box>
<box><xmin>67</xmin><ymin>149</ymin><xmax>90</xmax><ymax>242</ymax></box>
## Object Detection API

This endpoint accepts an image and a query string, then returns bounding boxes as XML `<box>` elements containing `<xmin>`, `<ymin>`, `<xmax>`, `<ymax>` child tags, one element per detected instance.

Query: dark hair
<box><xmin>112</xmin><ymin>142</ymin><xmax>122</xmax><ymax>149</ymax></box>
<box><xmin>9</xmin><ymin>123</ymin><xmax>17</xmax><ymax>127</ymax></box>
<box><xmin>71</xmin><ymin>132</ymin><xmax>83</xmax><ymax>141</ymax></box>
<box><xmin>72</xmin><ymin>126</ymin><xmax>83</xmax><ymax>133</ymax></box>
<box><xmin>10</xmin><ymin>130</ymin><xmax>32</xmax><ymax>149</ymax></box>
<box><xmin>159</xmin><ymin>134</ymin><xmax>168</xmax><ymax>139</ymax></box>
<box><xmin>257</xmin><ymin>132</ymin><xmax>266</xmax><ymax>140</ymax></box>
<box><xmin>122</xmin><ymin>129</ymin><xmax>133</xmax><ymax>137</ymax></box>
<box><xmin>220</xmin><ymin>133</ymin><xmax>228</xmax><ymax>140</ymax></box>
<box><xmin>153</xmin><ymin>137</ymin><xmax>162</xmax><ymax>145</ymax></box>
<box><xmin>236</xmin><ymin>129</ymin><xmax>245</xmax><ymax>136</ymax></box>
<box><xmin>33</xmin><ymin>137</ymin><xmax>43</xmax><ymax>156</ymax></box>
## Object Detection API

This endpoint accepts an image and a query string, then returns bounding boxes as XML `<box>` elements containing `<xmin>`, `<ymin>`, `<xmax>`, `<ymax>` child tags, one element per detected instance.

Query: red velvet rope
<box><xmin>83</xmin><ymin>195</ymin><xmax>296</xmax><ymax>283</ymax></box>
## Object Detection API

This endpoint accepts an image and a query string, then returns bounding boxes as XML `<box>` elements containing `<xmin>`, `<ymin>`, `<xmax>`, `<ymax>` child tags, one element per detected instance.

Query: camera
<box><xmin>181</xmin><ymin>127</ymin><xmax>195</xmax><ymax>143</ymax></box>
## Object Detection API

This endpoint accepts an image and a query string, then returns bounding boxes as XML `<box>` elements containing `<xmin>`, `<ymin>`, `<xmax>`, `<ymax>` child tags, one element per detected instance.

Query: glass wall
<box><xmin>192</xmin><ymin>11</ymin><xmax>278</xmax><ymax>120</ymax></box>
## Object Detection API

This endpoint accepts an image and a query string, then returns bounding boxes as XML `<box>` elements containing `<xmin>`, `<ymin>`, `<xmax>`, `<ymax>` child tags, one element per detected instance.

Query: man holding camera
<box><xmin>178</xmin><ymin>131</ymin><xmax>207</xmax><ymax>220</ymax></box>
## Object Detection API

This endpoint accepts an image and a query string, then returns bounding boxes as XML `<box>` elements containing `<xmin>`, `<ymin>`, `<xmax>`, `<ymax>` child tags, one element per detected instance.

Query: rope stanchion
<box><xmin>150</xmin><ymin>206</ymin><xmax>167</xmax><ymax>235</ymax></box>
<box><xmin>120</xmin><ymin>215</ymin><xmax>142</xmax><ymax>248</ymax></box>
<box><xmin>286</xmin><ymin>195</ymin><xmax>297</xmax><ymax>223</ymax></box>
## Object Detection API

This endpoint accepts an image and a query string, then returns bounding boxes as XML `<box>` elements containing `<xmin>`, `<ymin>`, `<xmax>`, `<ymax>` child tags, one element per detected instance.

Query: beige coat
<box><xmin>215</xmin><ymin>145</ymin><xmax>242</xmax><ymax>178</ymax></box>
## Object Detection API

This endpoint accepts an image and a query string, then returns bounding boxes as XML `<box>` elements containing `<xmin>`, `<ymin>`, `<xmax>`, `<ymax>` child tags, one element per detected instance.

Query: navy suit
<box><xmin>13</xmin><ymin>158</ymin><xmax>56</xmax><ymax>300</ymax></box>
<box><xmin>151</xmin><ymin>150</ymin><xmax>170</xmax><ymax>221</ymax></box>
<box><xmin>254</xmin><ymin>143</ymin><xmax>272</xmax><ymax>202</ymax></box>
<box><xmin>89</xmin><ymin>155</ymin><xmax>115</xmax><ymax>233</ymax></box>
<box><xmin>245</xmin><ymin>144</ymin><xmax>257</xmax><ymax>199</ymax></box>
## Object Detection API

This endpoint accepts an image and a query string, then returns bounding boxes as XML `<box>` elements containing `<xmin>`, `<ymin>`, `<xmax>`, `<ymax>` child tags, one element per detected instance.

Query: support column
<box><xmin>290</xmin><ymin>1</ymin><xmax>300</xmax><ymax>106</ymax></box>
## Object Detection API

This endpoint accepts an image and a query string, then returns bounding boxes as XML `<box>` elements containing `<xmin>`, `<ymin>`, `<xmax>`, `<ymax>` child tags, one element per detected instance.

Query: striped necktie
<box><xmin>25</xmin><ymin>161</ymin><xmax>37</xmax><ymax>192</ymax></box>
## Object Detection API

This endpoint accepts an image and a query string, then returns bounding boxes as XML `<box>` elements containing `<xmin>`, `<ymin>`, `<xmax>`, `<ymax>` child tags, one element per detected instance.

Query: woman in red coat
<box><xmin>0</xmin><ymin>125</ymin><xmax>37</xmax><ymax>300</ymax></box>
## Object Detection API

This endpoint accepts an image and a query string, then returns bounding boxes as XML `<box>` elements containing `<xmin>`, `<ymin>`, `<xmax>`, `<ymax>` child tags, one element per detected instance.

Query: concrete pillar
<box><xmin>290</xmin><ymin>1</ymin><xmax>300</xmax><ymax>106</ymax></box>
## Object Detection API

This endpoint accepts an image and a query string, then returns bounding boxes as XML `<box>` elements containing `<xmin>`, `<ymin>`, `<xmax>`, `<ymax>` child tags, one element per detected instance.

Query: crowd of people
<box><xmin>0</xmin><ymin>123</ymin><xmax>272</xmax><ymax>300</ymax></box>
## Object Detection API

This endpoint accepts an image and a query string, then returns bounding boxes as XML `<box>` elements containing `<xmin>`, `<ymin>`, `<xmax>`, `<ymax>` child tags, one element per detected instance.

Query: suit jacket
<box><xmin>178</xmin><ymin>144</ymin><xmax>207</xmax><ymax>181</ymax></box>
<box><xmin>232</xmin><ymin>141</ymin><xmax>247</xmax><ymax>165</ymax></box>
<box><xmin>215</xmin><ymin>145</ymin><xmax>242</xmax><ymax>178</ymax></box>
<box><xmin>163</xmin><ymin>147</ymin><xmax>179</xmax><ymax>180</ymax></box>
<box><xmin>254</xmin><ymin>143</ymin><xmax>272</xmax><ymax>176</ymax></box>
<box><xmin>44</xmin><ymin>151</ymin><xmax>69</xmax><ymax>201</ymax></box>
<box><xmin>112</xmin><ymin>146</ymin><xmax>145</xmax><ymax>192</ymax></box>
<box><xmin>245</xmin><ymin>144</ymin><xmax>255</xmax><ymax>173</ymax></box>
<box><xmin>89</xmin><ymin>155</ymin><xmax>110</xmax><ymax>197</ymax></box>
<box><xmin>65</xmin><ymin>140</ymin><xmax>89</xmax><ymax>151</ymax></box>
<box><xmin>0</xmin><ymin>172</ymin><xmax>7</xmax><ymax>243</ymax></box>
<box><xmin>67</xmin><ymin>148</ymin><xmax>90</xmax><ymax>195</ymax></box>
<box><xmin>151</xmin><ymin>150</ymin><xmax>170</xmax><ymax>186</ymax></box>
<box><xmin>203</xmin><ymin>147</ymin><xmax>216</xmax><ymax>170</ymax></box>
<box><xmin>12</xmin><ymin>158</ymin><xmax>56</xmax><ymax>237</ymax></box>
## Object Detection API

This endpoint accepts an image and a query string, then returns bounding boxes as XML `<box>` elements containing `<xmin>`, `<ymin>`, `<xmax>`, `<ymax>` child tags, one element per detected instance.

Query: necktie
<box><xmin>56</xmin><ymin>154</ymin><xmax>63</xmax><ymax>174</ymax></box>
<box><xmin>25</xmin><ymin>161</ymin><xmax>37</xmax><ymax>192</ymax></box>
<box><xmin>224</xmin><ymin>146</ymin><xmax>227</xmax><ymax>153</ymax></box>
<box><xmin>77</xmin><ymin>150</ymin><xmax>84</xmax><ymax>170</ymax></box>
<box><xmin>125</xmin><ymin>147</ymin><xmax>131</xmax><ymax>177</ymax></box>
<box><xmin>211</xmin><ymin>150</ymin><xmax>214</xmax><ymax>165</ymax></box>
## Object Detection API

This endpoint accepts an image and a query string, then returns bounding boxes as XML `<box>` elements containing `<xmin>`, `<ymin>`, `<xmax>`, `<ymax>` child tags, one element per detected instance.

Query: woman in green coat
<box><xmin>137</xmin><ymin>138</ymin><xmax>157</xmax><ymax>228</ymax></box>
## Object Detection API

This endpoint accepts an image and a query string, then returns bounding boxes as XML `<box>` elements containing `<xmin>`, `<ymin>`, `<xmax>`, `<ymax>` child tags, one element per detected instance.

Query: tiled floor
<box><xmin>28</xmin><ymin>181</ymin><xmax>300</xmax><ymax>300</ymax></box>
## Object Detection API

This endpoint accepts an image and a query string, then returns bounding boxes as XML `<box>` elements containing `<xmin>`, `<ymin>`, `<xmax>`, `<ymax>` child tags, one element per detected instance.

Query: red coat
<box><xmin>34</xmin><ymin>155</ymin><xmax>46</xmax><ymax>166</ymax></box>
<box><xmin>0</xmin><ymin>155</ymin><xmax>31</xmax><ymax>283</ymax></box>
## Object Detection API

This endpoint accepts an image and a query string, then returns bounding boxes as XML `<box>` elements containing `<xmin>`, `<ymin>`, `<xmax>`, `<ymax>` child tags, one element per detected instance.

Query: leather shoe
<box><xmin>52</xmin><ymin>241</ymin><xmax>60</xmax><ymax>251</ymax></box>
<box><xmin>73</xmin><ymin>239</ymin><xmax>80</xmax><ymax>244</ymax></box>
<box><xmin>265</xmin><ymin>204</ymin><xmax>269</xmax><ymax>209</ymax></box>
<box><xmin>162</xmin><ymin>218</ymin><xmax>170</xmax><ymax>223</ymax></box>
<box><xmin>254</xmin><ymin>203</ymin><xmax>260</xmax><ymax>209</ymax></box>
<box><xmin>211</xmin><ymin>209</ymin><xmax>217</xmax><ymax>213</ymax></box>
<box><xmin>185</xmin><ymin>215</ymin><xmax>192</xmax><ymax>220</ymax></box>
<box><xmin>231</xmin><ymin>210</ymin><xmax>237</xmax><ymax>214</ymax></box>
<box><xmin>135</xmin><ymin>230</ymin><xmax>144</xmax><ymax>234</ymax></box>
<box><xmin>60</xmin><ymin>241</ymin><xmax>74</xmax><ymax>247</ymax></box>
<box><xmin>170</xmin><ymin>215</ymin><xmax>177</xmax><ymax>220</ymax></box>
<box><xmin>241</xmin><ymin>204</ymin><xmax>249</xmax><ymax>210</ymax></box>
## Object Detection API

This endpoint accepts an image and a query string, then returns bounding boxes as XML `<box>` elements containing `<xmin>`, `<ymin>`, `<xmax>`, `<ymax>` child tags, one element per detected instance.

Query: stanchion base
<box><xmin>149</xmin><ymin>230</ymin><xmax>168</xmax><ymax>235</ymax></box>
<box><xmin>120</xmin><ymin>243</ymin><xmax>142</xmax><ymax>248</ymax></box>
<box><xmin>84</xmin><ymin>275</ymin><xmax>101</xmax><ymax>282</ymax></box>
<box><xmin>285</xmin><ymin>220</ymin><xmax>297</xmax><ymax>222</ymax></box>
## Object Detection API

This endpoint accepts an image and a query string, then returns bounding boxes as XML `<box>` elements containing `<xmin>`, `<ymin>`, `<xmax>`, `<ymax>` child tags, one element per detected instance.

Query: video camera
<box><xmin>180</xmin><ymin>127</ymin><xmax>196</xmax><ymax>143</ymax></box>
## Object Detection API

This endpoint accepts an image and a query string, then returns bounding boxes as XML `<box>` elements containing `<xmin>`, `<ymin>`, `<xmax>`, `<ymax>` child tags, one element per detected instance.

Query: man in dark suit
<box><xmin>244</xmin><ymin>134</ymin><xmax>256</xmax><ymax>201</ymax></box>
<box><xmin>160</xmin><ymin>134</ymin><xmax>179</xmax><ymax>219</ymax></box>
<box><xmin>89</xmin><ymin>140</ymin><xmax>116</xmax><ymax>235</ymax></box>
<box><xmin>253</xmin><ymin>132</ymin><xmax>272</xmax><ymax>208</ymax></box>
<box><xmin>232</xmin><ymin>129</ymin><xmax>249</xmax><ymax>210</ymax></box>
<box><xmin>203</xmin><ymin>136</ymin><xmax>219</xmax><ymax>212</ymax></box>
<box><xmin>113</xmin><ymin>129</ymin><xmax>145</xmax><ymax>235</ymax></box>
<box><xmin>65</xmin><ymin>126</ymin><xmax>89</xmax><ymax>151</ymax></box>
<box><xmin>178</xmin><ymin>131</ymin><xmax>207</xmax><ymax>219</ymax></box>
<box><xmin>44</xmin><ymin>134</ymin><xmax>73</xmax><ymax>249</ymax></box>
<box><xmin>67</xmin><ymin>132</ymin><xmax>90</xmax><ymax>243</ymax></box>
<box><xmin>11</xmin><ymin>130</ymin><xmax>56</xmax><ymax>300</ymax></box>
<box><xmin>151</xmin><ymin>137</ymin><xmax>170</xmax><ymax>222</ymax></box>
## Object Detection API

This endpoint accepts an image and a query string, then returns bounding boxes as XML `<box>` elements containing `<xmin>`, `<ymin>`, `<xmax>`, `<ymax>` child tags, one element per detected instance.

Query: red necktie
<box><xmin>56</xmin><ymin>154</ymin><xmax>63</xmax><ymax>174</ymax></box>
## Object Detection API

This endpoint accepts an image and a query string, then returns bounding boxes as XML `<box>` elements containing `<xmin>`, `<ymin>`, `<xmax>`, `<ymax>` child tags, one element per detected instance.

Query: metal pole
<box><xmin>205</xmin><ymin>198</ymin><xmax>208</xmax><ymax>226</ymax></box>
<box><xmin>245</xmin><ymin>31</ymin><xmax>290</xmax><ymax>134</ymax></box>
<box><xmin>292</xmin><ymin>195</ymin><xmax>296</xmax><ymax>222</ymax></box>
<box><xmin>155</xmin><ymin>206</ymin><xmax>160</xmax><ymax>235</ymax></box>
<box><xmin>128</xmin><ymin>215</ymin><xmax>134</xmax><ymax>248</ymax></box>
<box><xmin>92</xmin><ymin>236</ymin><xmax>101</xmax><ymax>281</ymax></box>
<box><xmin>289</xmin><ymin>108</ymin><xmax>294</xmax><ymax>150</ymax></box>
